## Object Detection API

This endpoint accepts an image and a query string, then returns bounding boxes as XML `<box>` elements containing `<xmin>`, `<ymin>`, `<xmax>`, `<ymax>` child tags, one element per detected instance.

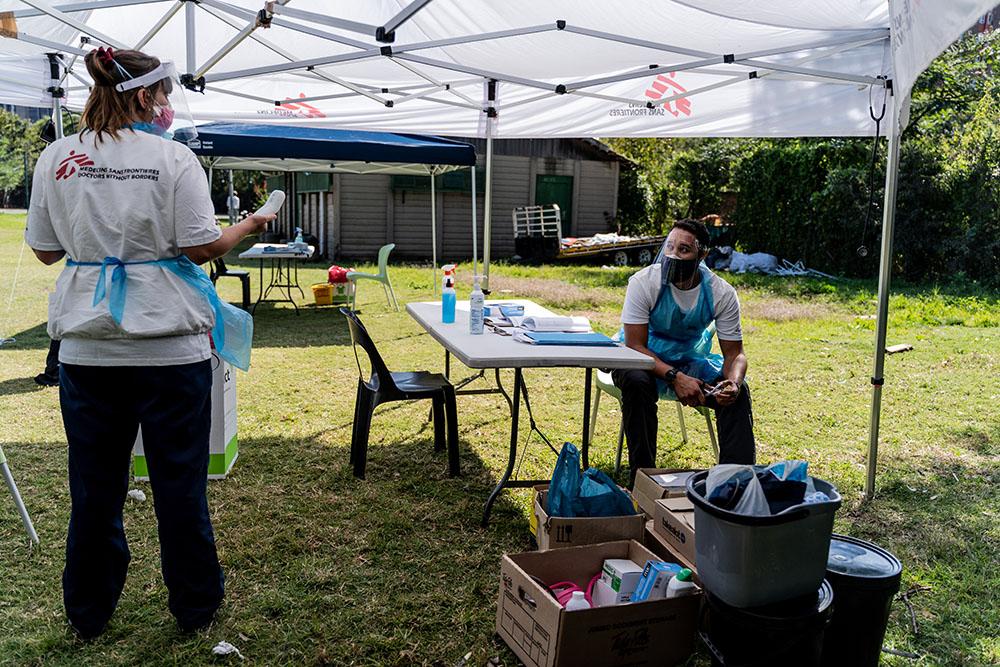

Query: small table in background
<box><xmin>237</xmin><ymin>243</ymin><xmax>314</xmax><ymax>314</ymax></box>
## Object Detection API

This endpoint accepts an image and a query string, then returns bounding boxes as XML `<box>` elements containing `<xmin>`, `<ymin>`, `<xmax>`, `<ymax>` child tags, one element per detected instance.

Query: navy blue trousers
<box><xmin>59</xmin><ymin>360</ymin><xmax>224</xmax><ymax>635</ymax></box>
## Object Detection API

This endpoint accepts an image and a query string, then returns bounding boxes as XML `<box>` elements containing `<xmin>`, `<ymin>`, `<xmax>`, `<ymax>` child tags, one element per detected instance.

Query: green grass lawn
<box><xmin>0</xmin><ymin>211</ymin><xmax>997</xmax><ymax>666</ymax></box>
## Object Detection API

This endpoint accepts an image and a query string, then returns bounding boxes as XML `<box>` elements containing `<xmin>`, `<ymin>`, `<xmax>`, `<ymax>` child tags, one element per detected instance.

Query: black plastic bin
<box><xmin>700</xmin><ymin>580</ymin><xmax>834</xmax><ymax>667</ymax></box>
<box><xmin>821</xmin><ymin>534</ymin><xmax>903</xmax><ymax>667</ymax></box>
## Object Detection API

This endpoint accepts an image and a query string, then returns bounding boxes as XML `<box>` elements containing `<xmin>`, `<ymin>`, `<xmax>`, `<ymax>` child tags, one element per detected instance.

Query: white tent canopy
<box><xmin>1</xmin><ymin>0</ymin><xmax>994</xmax><ymax>498</ymax></box>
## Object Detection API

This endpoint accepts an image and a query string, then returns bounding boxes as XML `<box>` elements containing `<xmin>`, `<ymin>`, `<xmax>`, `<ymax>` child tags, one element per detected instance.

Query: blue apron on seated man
<box><xmin>613</xmin><ymin>219</ymin><xmax>755</xmax><ymax>483</ymax></box>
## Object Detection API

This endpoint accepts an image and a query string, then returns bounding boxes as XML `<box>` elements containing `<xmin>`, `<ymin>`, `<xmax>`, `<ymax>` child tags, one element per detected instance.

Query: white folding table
<box><xmin>406</xmin><ymin>300</ymin><xmax>654</xmax><ymax>526</ymax></box>
<box><xmin>237</xmin><ymin>243</ymin><xmax>314</xmax><ymax>314</ymax></box>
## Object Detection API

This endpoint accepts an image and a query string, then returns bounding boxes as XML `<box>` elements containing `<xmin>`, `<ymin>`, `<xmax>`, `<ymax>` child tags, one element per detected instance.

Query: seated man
<box><xmin>613</xmin><ymin>219</ymin><xmax>755</xmax><ymax>482</ymax></box>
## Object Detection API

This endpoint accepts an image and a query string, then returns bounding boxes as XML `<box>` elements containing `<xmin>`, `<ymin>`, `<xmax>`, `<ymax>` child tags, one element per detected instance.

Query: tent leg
<box><xmin>185</xmin><ymin>0</ymin><xmax>196</xmax><ymax>72</ymax></box>
<box><xmin>471</xmin><ymin>165</ymin><xmax>478</xmax><ymax>279</ymax></box>
<box><xmin>430</xmin><ymin>166</ymin><xmax>438</xmax><ymax>295</ymax></box>
<box><xmin>483</xmin><ymin>132</ymin><xmax>493</xmax><ymax>290</ymax></box>
<box><xmin>0</xmin><ymin>446</ymin><xmax>39</xmax><ymax>545</ymax></box>
<box><xmin>865</xmin><ymin>100</ymin><xmax>901</xmax><ymax>501</ymax></box>
<box><xmin>227</xmin><ymin>169</ymin><xmax>236</xmax><ymax>225</ymax></box>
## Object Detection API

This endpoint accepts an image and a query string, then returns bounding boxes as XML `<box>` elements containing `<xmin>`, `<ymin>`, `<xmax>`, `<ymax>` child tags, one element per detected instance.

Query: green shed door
<box><xmin>535</xmin><ymin>175</ymin><xmax>573</xmax><ymax>237</ymax></box>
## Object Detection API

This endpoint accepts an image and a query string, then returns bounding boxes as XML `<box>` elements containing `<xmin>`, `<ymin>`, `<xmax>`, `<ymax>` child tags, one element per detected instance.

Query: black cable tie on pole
<box><xmin>748</xmin><ymin>71</ymin><xmax>758</xmax><ymax>79</ymax></box>
<box><xmin>488</xmin><ymin>79</ymin><xmax>497</xmax><ymax>102</ymax></box>
<box><xmin>180</xmin><ymin>74</ymin><xmax>206</xmax><ymax>93</ymax></box>
<box><xmin>444</xmin><ymin>84</ymin><xmax>450</xmax><ymax>90</ymax></box>
<box><xmin>375</xmin><ymin>26</ymin><xmax>395</xmax><ymax>43</ymax></box>
<box><xmin>47</xmin><ymin>86</ymin><xmax>65</xmax><ymax>98</ymax></box>
<box><xmin>556</xmin><ymin>20</ymin><xmax>566</xmax><ymax>30</ymax></box>
<box><xmin>555</xmin><ymin>84</ymin><xmax>566</xmax><ymax>95</ymax></box>
<box><xmin>871</xmin><ymin>376</ymin><xmax>885</xmax><ymax>386</ymax></box>
<box><xmin>486</xmin><ymin>106</ymin><xmax>497</xmax><ymax>118</ymax></box>
<box><xmin>646</xmin><ymin>101</ymin><xmax>654</xmax><ymax>109</ymax></box>
<box><xmin>380</xmin><ymin>45</ymin><xmax>393</xmax><ymax>56</ymax></box>
<box><xmin>381</xmin><ymin>88</ymin><xmax>389</xmax><ymax>93</ymax></box>
<box><xmin>256</xmin><ymin>8</ymin><xmax>272</xmax><ymax>28</ymax></box>
<box><xmin>384</xmin><ymin>100</ymin><xmax>394</xmax><ymax>108</ymax></box>
<box><xmin>649</xmin><ymin>64</ymin><xmax>659</xmax><ymax>69</ymax></box>
<box><xmin>724</xmin><ymin>53</ymin><xmax>735</xmax><ymax>63</ymax></box>
<box><xmin>885</xmin><ymin>79</ymin><xmax>893</xmax><ymax>94</ymax></box>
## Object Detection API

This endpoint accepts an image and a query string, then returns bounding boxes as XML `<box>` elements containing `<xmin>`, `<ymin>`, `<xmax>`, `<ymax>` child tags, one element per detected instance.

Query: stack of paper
<box><xmin>520</xmin><ymin>316</ymin><xmax>591</xmax><ymax>332</ymax></box>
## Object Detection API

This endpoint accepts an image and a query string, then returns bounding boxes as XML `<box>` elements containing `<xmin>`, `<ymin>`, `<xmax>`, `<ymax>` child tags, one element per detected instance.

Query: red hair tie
<box><xmin>95</xmin><ymin>46</ymin><xmax>115</xmax><ymax>66</ymax></box>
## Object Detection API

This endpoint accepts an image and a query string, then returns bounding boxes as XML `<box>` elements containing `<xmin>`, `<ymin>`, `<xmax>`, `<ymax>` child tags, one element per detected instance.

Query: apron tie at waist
<box><xmin>65</xmin><ymin>255</ymin><xmax>253</xmax><ymax>370</ymax></box>
<box><xmin>67</xmin><ymin>256</ymin><xmax>161</xmax><ymax>326</ymax></box>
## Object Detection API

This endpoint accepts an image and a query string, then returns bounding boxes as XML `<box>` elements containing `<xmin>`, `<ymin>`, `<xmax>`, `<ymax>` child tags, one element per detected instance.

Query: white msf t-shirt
<box><xmin>620</xmin><ymin>264</ymin><xmax>743</xmax><ymax>341</ymax></box>
<box><xmin>25</xmin><ymin>130</ymin><xmax>222</xmax><ymax>366</ymax></box>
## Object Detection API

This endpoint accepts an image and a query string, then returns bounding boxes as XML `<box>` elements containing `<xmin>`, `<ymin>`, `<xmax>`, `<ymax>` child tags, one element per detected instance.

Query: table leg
<box><xmin>482</xmin><ymin>368</ymin><xmax>522</xmax><ymax>528</ymax></box>
<box><xmin>445</xmin><ymin>350</ymin><xmax>450</xmax><ymax>379</ymax></box>
<box><xmin>582</xmin><ymin>368</ymin><xmax>592</xmax><ymax>470</ymax></box>
<box><xmin>251</xmin><ymin>259</ymin><xmax>265</xmax><ymax>314</ymax></box>
<box><xmin>293</xmin><ymin>261</ymin><xmax>305</xmax><ymax>299</ymax></box>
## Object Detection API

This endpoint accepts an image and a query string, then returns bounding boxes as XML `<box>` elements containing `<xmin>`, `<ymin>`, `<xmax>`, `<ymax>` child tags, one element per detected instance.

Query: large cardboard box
<box><xmin>644</xmin><ymin>521</ymin><xmax>697</xmax><ymax>576</ymax></box>
<box><xmin>532</xmin><ymin>485</ymin><xmax>644</xmax><ymax>551</ymax></box>
<box><xmin>133</xmin><ymin>350</ymin><xmax>238</xmax><ymax>481</ymax></box>
<box><xmin>653</xmin><ymin>497</ymin><xmax>697</xmax><ymax>566</ymax></box>
<box><xmin>631</xmin><ymin>468</ymin><xmax>701</xmax><ymax>517</ymax></box>
<box><xmin>497</xmin><ymin>540</ymin><xmax>700</xmax><ymax>667</ymax></box>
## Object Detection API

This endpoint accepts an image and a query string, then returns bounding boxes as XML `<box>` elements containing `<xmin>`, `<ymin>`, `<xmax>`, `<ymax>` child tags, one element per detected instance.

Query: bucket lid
<box><xmin>827</xmin><ymin>534</ymin><xmax>902</xmax><ymax>585</ymax></box>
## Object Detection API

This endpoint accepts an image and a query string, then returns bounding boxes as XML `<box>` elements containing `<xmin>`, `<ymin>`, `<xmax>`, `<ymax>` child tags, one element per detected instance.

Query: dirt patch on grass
<box><xmin>742</xmin><ymin>296</ymin><xmax>835</xmax><ymax>322</ymax></box>
<box><xmin>474</xmin><ymin>273</ymin><xmax>621</xmax><ymax>310</ymax></box>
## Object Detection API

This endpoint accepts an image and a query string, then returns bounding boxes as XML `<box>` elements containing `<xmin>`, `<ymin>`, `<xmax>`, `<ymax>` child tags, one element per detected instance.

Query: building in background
<box><xmin>267</xmin><ymin>138</ymin><xmax>624</xmax><ymax>262</ymax></box>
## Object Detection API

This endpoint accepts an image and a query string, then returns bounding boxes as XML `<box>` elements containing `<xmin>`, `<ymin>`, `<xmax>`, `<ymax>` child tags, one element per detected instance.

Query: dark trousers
<box><xmin>611</xmin><ymin>369</ymin><xmax>756</xmax><ymax>483</ymax></box>
<box><xmin>44</xmin><ymin>338</ymin><xmax>61</xmax><ymax>377</ymax></box>
<box><xmin>59</xmin><ymin>360</ymin><xmax>224</xmax><ymax>635</ymax></box>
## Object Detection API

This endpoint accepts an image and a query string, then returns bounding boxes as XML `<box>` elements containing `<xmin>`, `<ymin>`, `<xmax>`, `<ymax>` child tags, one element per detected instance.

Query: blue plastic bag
<box><xmin>548</xmin><ymin>442</ymin><xmax>582</xmax><ymax>518</ymax></box>
<box><xmin>578</xmin><ymin>468</ymin><xmax>637</xmax><ymax>517</ymax></box>
<box><xmin>548</xmin><ymin>443</ymin><xmax>636</xmax><ymax>518</ymax></box>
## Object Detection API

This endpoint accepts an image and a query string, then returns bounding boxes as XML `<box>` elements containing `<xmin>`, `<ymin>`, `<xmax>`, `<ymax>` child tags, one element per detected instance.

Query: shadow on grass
<box><xmin>0</xmin><ymin>322</ymin><xmax>51</xmax><ymax>350</ymax></box>
<box><xmin>0</xmin><ymin>376</ymin><xmax>50</xmax><ymax>396</ymax></box>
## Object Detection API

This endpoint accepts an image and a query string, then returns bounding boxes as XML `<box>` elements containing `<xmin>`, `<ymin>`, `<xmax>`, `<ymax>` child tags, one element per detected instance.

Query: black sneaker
<box><xmin>34</xmin><ymin>373</ymin><xmax>59</xmax><ymax>387</ymax></box>
<box><xmin>69</xmin><ymin>620</ymin><xmax>106</xmax><ymax>641</ymax></box>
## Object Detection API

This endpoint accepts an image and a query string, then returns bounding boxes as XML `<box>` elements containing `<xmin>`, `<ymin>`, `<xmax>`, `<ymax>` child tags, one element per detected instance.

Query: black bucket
<box><xmin>700</xmin><ymin>580</ymin><xmax>834</xmax><ymax>667</ymax></box>
<box><xmin>821</xmin><ymin>534</ymin><xmax>902</xmax><ymax>667</ymax></box>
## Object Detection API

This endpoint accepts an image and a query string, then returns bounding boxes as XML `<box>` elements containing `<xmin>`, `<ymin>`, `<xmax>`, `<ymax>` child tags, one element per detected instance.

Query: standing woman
<box><xmin>25</xmin><ymin>48</ymin><xmax>273</xmax><ymax>638</ymax></box>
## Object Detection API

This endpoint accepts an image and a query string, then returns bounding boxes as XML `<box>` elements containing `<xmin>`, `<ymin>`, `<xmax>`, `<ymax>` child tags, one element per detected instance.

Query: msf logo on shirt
<box><xmin>55</xmin><ymin>151</ymin><xmax>95</xmax><ymax>180</ymax></box>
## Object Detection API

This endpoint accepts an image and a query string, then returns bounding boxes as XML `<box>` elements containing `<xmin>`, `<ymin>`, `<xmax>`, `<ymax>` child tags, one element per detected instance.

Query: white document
<box><xmin>520</xmin><ymin>316</ymin><xmax>591</xmax><ymax>332</ymax></box>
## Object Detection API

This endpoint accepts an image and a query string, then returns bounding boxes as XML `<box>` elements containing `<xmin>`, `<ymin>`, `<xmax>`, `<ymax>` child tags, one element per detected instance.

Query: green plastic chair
<box><xmin>347</xmin><ymin>243</ymin><xmax>399</xmax><ymax>312</ymax></box>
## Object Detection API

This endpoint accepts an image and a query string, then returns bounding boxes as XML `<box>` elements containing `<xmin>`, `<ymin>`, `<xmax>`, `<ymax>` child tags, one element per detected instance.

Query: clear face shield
<box><xmin>656</xmin><ymin>235</ymin><xmax>703</xmax><ymax>286</ymax></box>
<box><xmin>115</xmin><ymin>61</ymin><xmax>197</xmax><ymax>142</ymax></box>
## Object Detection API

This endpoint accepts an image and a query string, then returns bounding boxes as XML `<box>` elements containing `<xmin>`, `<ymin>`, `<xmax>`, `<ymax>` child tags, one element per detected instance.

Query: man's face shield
<box><xmin>656</xmin><ymin>230</ymin><xmax>703</xmax><ymax>286</ymax></box>
<box><xmin>115</xmin><ymin>61</ymin><xmax>197</xmax><ymax>141</ymax></box>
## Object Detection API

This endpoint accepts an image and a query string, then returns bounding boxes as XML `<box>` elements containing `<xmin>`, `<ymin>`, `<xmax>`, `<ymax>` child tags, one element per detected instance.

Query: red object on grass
<box><xmin>327</xmin><ymin>265</ymin><xmax>352</xmax><ymax>283</ymax></box>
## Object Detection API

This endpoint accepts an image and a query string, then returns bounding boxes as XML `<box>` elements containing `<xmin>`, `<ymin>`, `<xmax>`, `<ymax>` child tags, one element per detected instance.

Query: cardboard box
<box><xmin>533</xmin><ymin>486</ymin><xmax>645</xmax><ymax>551</ymax></box>
<box><xmin>599</xmin><ymin>559</ymin><xmax>644</xmax><ymax>603</ymax></box>
<box><xmin>644</xmin><ymin>521</ymin><xmax>698</xmax><ymax>577</ymax></box>
<box><xmin>497</xmin><ymin>540</ymin><xmax>700</xmax><ymax>667</ymax></box>
<box><xmin>631</xmin><ymin>468</ymin><xmax>701</xmax><ymax>517</ymax></box>
<box><xmin>133</xmin><ymin>350</ymin><xmax>238</xmax><ymax>481</ymax></box>
<box><xmin>653</xmin><ymin>497</ymin><xmax>697</xmax><ymax>566</ymax></box>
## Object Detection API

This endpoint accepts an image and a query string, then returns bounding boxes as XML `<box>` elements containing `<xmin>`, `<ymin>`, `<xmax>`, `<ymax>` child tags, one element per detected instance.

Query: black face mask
<box><xmin>661</xmin><ymin>255</ymin><xmax>700</xmax><ymax>285</ymax></box>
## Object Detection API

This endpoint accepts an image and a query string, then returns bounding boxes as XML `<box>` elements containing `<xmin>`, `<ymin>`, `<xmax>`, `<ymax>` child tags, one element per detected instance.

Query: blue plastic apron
<box><xmin>646</xmin><ymin>263</ymin><xmax>724</xmax><ymax>398</ymax></box>
<box><xmin>66</xmin><ymin>255</ymin><xmax>253</xmax><ymax>370</ymax></box>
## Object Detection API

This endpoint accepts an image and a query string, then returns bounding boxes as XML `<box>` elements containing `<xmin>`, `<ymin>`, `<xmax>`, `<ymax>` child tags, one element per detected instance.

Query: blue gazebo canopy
<box><xmin>181</xmin><ymin>122</ymin><xmax>476</xmax><ymax>174</ymax></box>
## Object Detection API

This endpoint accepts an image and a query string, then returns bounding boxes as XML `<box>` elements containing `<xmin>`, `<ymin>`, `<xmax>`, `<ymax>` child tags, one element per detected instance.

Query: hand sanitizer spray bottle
<box><xmin>469</xmin><ymin>275</ymin><xmax>485</xmax><ymax>335</ymax></box>
<box><xmin>441</xmin><ymin>264</ymin><xmax>457</xmax><ymax>323</ymax></box>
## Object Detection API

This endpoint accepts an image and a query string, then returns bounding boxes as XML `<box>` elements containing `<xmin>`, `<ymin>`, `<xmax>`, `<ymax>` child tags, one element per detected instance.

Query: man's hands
<box><xmin>672</xmin><ymin>372</ymin><xmax>706</xmax><ymax>407</ymax></box>
<box><xmin>707</xmin><ymin>378</ymin><xmax>741</xmax><ymax>407</ymax></box>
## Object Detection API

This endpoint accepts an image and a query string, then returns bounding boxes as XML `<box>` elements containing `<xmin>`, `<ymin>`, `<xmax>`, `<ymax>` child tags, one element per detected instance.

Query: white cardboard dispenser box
<box><xmin>653</xmin><ymin>497</ymin><xmax>697</xmax><ymax>566</ymax></box>
<box><xmin>631</xmin><ymin>468</ymin><xmax>701</xmax><ymax>518</ymax></box>
<box><xmin>497</xmin><ymin>540</ymin><xmax>700</xmax><ymax>667</ymax></box>
<box><xmin>133</xmin><ymin>350</ymin><xmax>238</xmax><ymax>481</ymax></box>
<box><xmin>531</xmin><ymin>485</ymin><xmax>645</xmax><ymax>551</ymax></box>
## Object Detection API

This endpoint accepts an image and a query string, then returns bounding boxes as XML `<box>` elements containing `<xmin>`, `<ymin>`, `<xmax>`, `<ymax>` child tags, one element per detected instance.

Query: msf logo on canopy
<box><xmin>55</xmin><ymin>151</ymin><xmax>95</xmax><ymax>180</ymax></box>
<box><xmin>644</xmin><ymin>72</ymin><xmax>692</xmax><ymax>117</ymax></box>
<box><xmin>265</xmin><ymin>93</ymin><xmax>326</xmax><ymax>119</ymax></box>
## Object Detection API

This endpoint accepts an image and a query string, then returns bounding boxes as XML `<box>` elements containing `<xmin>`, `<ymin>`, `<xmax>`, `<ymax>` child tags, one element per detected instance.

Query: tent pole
<box><xmin>865</xmin><ymin>95</ymin><xmax>901</xmax><ymax>501</ymax></box>
<box><xmin>483</xmin><ymin>133</ymin><xmax>493</xmax><ymax>290</ymax></box>
<box><xmin>471</xmin><ymin>165</ymin><xmax>478</xmax><ymax>279</ymax></box>
<box><xmin>227</xmin><ymin>169</ymin><xmax>236</xmax><ymax>225</ymax></box>
<box><xmin>431</xmin><ymin>166</ymin><xmax>438</xmax><ymax>295</ymax></box>
<box><xmin>1</xmin><ymin>445</ymin><xmax>39</xmax><ymax>545</ymax></box>
<box><xmin>48</xmin><ymin>53</ymin><xmax>64</xmax><ymax>139</ymax></box>
<box><xmin>185</xmin><ymin>0</ymin><xmax>196</xmax><ymax>73</ymax></box>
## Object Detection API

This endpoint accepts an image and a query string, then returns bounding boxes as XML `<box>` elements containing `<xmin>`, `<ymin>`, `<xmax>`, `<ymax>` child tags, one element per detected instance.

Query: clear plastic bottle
<box><xmin>293</xmin><ymin>227</ymin><xmax>304</xmax><ymax>245</ymax></box>
<box><xmin>441</xmin><ymin>264</ymin><xmax>456</xmax><ymax>324</ymax></box>
<box><xmin>564</xmin><ymin>591</ymin><xmax>591</xmax><ymax>611</ymax></box>
<box><xmin>469</xmin><ymin>275</ymin><xmax>485</xmax><ymax>335</ymax></box>
<box><xmin>665</xmin><ymin>568</ymin><xmax>697</xmax><ymax>598</ymax></box>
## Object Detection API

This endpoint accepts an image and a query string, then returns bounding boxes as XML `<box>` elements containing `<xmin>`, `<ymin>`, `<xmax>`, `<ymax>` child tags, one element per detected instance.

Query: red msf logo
<box><xmin>55</xmin><ymin>150</ymin><xmax>95</xmax><ymax>180</ymax></box>
<box><xmin>644</xmin><ymin>72</ymin><xmax>692</xmax><ymax>117</ymax></box>
<box><xmin>277</xmin><ymin>93</ymin><xmax>326</xmax><ymax>118</ymax></box>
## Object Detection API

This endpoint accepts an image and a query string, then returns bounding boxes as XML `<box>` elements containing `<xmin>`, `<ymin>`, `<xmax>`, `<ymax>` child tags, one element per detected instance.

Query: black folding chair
<box><xmin>340</xmin><ymin>307</ymin><xmax>459</xmax><ymax>479</ymax></box>
<box><xmin>210</xmin><ymin>258</ymin><xmax>251</xmax><ymax>310</ymax></box>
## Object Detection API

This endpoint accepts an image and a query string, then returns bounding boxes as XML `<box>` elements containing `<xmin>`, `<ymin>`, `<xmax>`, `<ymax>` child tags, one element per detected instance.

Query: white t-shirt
<box><xmin>25</xmin><ymin>130</ymin><xmax>222</xmax><ymax>366</ymax></box>
<box><xmin>620</xmin><ymin>264</ymin><xmax>743</xmax><ymax>341</ymax></box>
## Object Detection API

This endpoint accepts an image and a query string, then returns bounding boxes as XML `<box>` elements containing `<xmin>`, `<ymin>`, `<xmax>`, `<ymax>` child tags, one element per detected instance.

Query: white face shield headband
<box><xmin>114</xmin><ymin>61</ymin><xmax>198</xmax><ymax>141</ymax></box>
